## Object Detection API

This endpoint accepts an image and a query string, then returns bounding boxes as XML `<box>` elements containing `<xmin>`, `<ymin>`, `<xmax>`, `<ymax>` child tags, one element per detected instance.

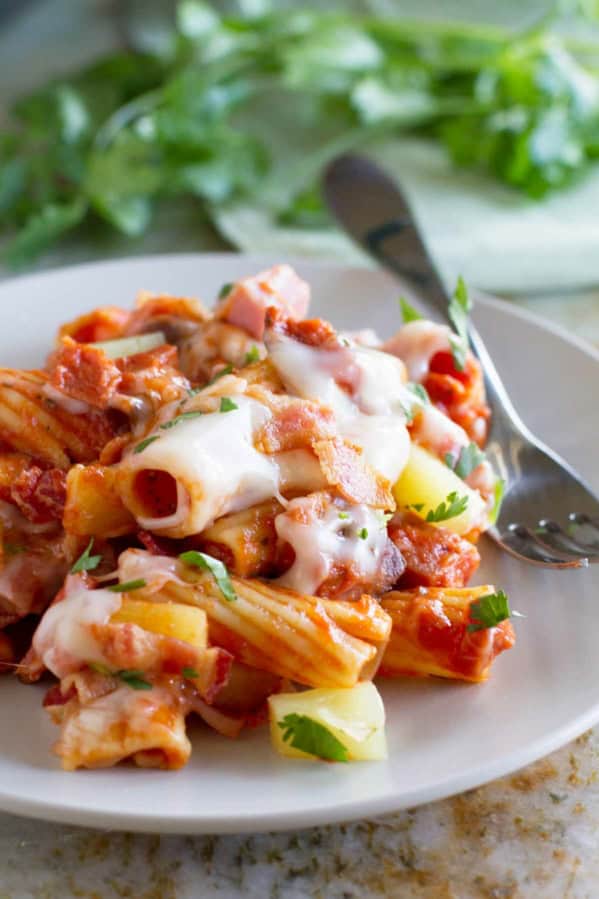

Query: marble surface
<box><xmin>0</xmin><ymin>729</ymin><xmax>598</xmax><ymax>898</ymax></box>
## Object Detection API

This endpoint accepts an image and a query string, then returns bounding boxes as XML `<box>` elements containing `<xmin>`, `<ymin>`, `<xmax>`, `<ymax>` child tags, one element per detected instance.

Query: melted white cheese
<box><xmin>121</xmin><ymin>395</ymin><xmax>280</xmax><ymax>537</ymax></box>
<box><xmin>267</xmin><ymin>336</ymin><xmax>411</xmax><ymax>484</ymax></box>
<box><xmin>42</xmin><ymin>383</ymin><xmax>91</xmax><ymax>415</ymax></box>
<box><xmin>275</xmin><ymin>499</ymin><xmax>387</xmax><ymax>595</ymax></box>
<box><xmin>33</xmin><ymin>587</ymin><xmax>122</xmax><ymax>678</ymax></box>
<box><xmin>382</xmin><ymin>320</ymin><xmax>453</xmax><ymax>382</ymax></box>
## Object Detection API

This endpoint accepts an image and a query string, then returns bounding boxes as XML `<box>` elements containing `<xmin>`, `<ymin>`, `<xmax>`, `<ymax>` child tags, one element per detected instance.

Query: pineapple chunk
<box><xmin>268</xmin><ymin>683</ymin><xmax>387</xmax><ymax>762</ymax></box>
<box><xmin>393</xmin><ymin>443</ymin><xmax>486</xmax><ymax>535</ymax></box>
<box><xmin>111</xmin><ymin>598</ymin><xmax>207</xmax><ymax>649</ymax></box>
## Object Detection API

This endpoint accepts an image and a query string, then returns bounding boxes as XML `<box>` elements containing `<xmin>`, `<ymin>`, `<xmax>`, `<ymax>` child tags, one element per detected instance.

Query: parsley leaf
<box><xmin>425</xmin><ymin>491</ymin><xmax>469</xmax><ymax>523</ymax></box>
<box><xmin>118</xmin><ymin>669</ymin><xmax>152</xmax><ymax>690</ymax></box>
<box><xmin>206</xmin><ymin>364</ymin><xmax>233</xmax><ymax>386</ymax></box>
<box><xmin>108</xmin><ymin>578</ymin><xmax>147</xmax><ymax>593</ymax></box>
<box><xmin>278</xmin><ymin>713</ymin><xmax>349</xmax><ymax>762</ymax></box>
<box><xmin>358</xmin><ymin>527</ymin><xmax>369</xmax><ymax>540</ymax></box>
<box><xmin>3</xmin><ymin>542</ymin><xmax>26</xmax><ymax>556</ymax></box>
<box><xmin>133</xmin><ymin>435</ymin><xmax>159</xmax><ymax>454</ymax></box>
<box><xmin>182</xmin><ymin>666</ymin><xmax>200</xmax><ymax>679</ymax></box>
<box><xmin>399</xmin><ymin>297</ymin><xmax>422</xmax><ymax>323</ymax></box>
<box><xmin>179</xmin><ymin>550</ymin><xmax>237</xmax><ymax>602</ymax></box>
<box><xmin>160</xmin><ymin>411</ymin><xmax>203</xmax><ymax>429</ymax></box>
<box><xmin>219</xmin><ymin>396</ymin><xmax>238</xmax><ymax>413</ymax></box>
<box><xmin>407</xmin><ymin>382</ymin><xmax>430</xmax><ymax>405</ymax></box>
<box><xmin>218</xmin><ymin>282</ymin><xmax>234</xmax><ymax>300</ymax></box>
<box><xmin>71</xmin><ymin>538</ymin><xmax>102</xmax><ymax>574</ymax></box>
<box><xmin>489</xmin><ymin>478</ymin><xmax>506</xmax><ymax>526</ymax></box>
<box><xmin>244</xmin><ymin>345</ymin><xmax>260</xmax><ymax>365</ymax></box>
<box><xmin>445</xmin><ymin>442</ymin><xmax>486</xmax><ymax>479</ymax></box>
<box><xmin>338</xmin><ymin>511</ymin><xmax>350</xmax><ymax>520</ymax></box>
<box><xmin>448</xmin><ymin>276</ymin><xmax>472</xmax><ymax>373</ymax></box>
<box><xmin>467</xmin><ymin>590</ymin><xmax>511</xmax><ymax>632</ymax></box>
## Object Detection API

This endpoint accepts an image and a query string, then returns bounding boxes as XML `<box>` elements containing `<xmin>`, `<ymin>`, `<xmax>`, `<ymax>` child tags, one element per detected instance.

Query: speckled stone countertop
<box><xmin>0</xmin><ymin>730</ymin><xmax>597</xmax><ymax>899</ymax></box>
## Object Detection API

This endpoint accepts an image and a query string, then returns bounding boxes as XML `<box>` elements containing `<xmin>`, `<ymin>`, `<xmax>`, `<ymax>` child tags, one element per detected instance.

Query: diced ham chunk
<box><xmin>215</xmin><ymin>265</ymin><xmax>310</xmax><ymax>339</ymax></box>
<box><xmin>388</xmin><ymin>514</ymin><xmax>480</xmax><ymax>588</ymax></box>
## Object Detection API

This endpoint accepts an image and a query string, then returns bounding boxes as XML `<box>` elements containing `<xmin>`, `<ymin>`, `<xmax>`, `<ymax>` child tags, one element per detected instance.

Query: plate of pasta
<box><xmin>0</xmin><ymin>253</ymin><xmax>598</xmax><ymax>834</ymax></box>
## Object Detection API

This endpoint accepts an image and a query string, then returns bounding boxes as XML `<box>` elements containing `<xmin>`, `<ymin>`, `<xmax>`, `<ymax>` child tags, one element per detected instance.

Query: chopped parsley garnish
<box><xmin>218</xmin><ymin>282</ymin><xmax>234</xmax><ymax>300</ymax></box>
<box><xmin>108</xmin><ymin>578</ymin><xmax>147</xmax><ymax>593</ymax></box>
<box><xmin>219</xmin><ymin>396</ymin><xmax>238</xmax><ymax>413</ymax></box>
<box><xmin>448</xmin><ymin>276</ymin><xmax>471</xmax><ymax>372</ymax></box>
<box><xmin>407</xmin><ymin>502</ymin><xmax>425</xmax><ymax>512</ymax></box>
<box><xmin>206</xmin><ymin>363</ymin><xmax>233</xmax><ymax>387</ymax></box>
<box><xmin>358</xmin><ymin>527</ymin><xmax>369</xmax><ymax>540</ymax></box>
<box><xmin>88</xmin><ymin>662</ymin><xmax>112</xmax><ymax>676</ymax></box>
<box><xmin>489</xmin><ymin>478</ymin><xmax>506</xmax><ymax>526</ymax></box>
<box><xmin>4</xmin><ymin>542</ymin><xmax>26</xmax><ymax>556</ymax></box>
<box><xmin>467</xmin><ymin>590</ymin><xmax>511</xmax><ymax>632</ymax></box>
<box><xmin>118</xmin><ymin>669</ymin><xmax>152</xmax><ymax>690</ymax></box>
<box><xmin>89</xmin><ymin>663</ymin><xmax>152</xmax><ymax>690</ymax></box>
<box><xmin>399</xmin><ymin>296</ymin><xmax>422</xmax><ymax>324</ymax></box>
<box><xmin>278</xmin><ymin>713</ymin><xmax>349</xmax><ymax>762</ymax></box>
<box><xmin>182</xmin><ymin>667</ymin><xmax>200</xmax><ymax>679</ymax></box>
<box><xmin>187</xmin><ymin>386</ymin><xmax>202</xmax><ymax>397</ymax></box>
<box><xmin>179</xmin><ymin>550</ymin><xmax>237</xmax><ymax>602</ymax></box>
<box><xmin>407</xmin><ymin>382</ymin><xmax>430</xmax><ymax>405</ymax></box>
<box><xmin>425</xmin><ymin>491</ymin><xmax>468</xmax><ymax>523</ymax></box>
<box><xmin>160</xmin><ymin>411</ymin><xmax>203</xmax><ymax>429</ymax></box>
<box><xmin>71</xmin><ymin>538</ymin><xmax>102</xmax><ymax>574</ymax></box>
<box><xmin>444</xmin><ymin>442</ymin><xmax>486</xmax><ymax>480</ymax></box>
<box><xmin>133</xmin><ymin>435</ymin><xmax>159</xmax><ymax>454</ymax></box>
<box><xmin>338</xmin><ymin>511</ymin><xmax>350</xmax><ymax>520</ymax></box>
<box><xmin>244</xmin><ymin>345</ymin><xmax>260</xmax><ymax>365</ymax></box>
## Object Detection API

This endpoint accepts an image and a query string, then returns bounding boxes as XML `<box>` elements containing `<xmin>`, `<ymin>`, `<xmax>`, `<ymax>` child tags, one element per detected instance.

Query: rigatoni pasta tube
<box><xmin>379</xmin><ymin>586</ymin><xmax>515</xmax><ymax>683</ymax></box>
<box><xmin>117</xmin><ymin>549</ymin><xmax>387</xmax><ymax>688</ymax></box>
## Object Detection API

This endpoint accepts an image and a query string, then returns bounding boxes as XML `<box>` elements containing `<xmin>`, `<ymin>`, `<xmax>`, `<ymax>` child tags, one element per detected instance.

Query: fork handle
<box><xmin>322</xmin><ymin>153</ymin><xmax>530</xmax><ymax>448</ymax></box>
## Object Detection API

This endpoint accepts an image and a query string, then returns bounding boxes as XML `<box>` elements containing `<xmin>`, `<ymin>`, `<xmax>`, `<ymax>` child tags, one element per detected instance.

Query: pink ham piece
<box><xmin>215</xmin><ymin>265</ymin><xmax>310</xmax><ymax>339</ymax></box>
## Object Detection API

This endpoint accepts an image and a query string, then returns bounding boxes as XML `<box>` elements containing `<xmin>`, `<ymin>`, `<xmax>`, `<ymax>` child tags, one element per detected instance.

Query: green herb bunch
<box><xmin>2</xmin><ymin>0</ymin><xmax>599</xmax><ymax>266</ymax></box>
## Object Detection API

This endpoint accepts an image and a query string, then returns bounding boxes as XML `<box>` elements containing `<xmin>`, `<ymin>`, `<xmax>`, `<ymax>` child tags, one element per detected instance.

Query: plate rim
<box><xmin>0</xmin><ymin>251</ymin><xmax>598</xmax><ymax>834</ymax></box>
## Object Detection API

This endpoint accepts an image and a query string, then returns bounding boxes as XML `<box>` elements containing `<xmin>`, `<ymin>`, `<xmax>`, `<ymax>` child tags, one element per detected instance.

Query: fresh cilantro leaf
<box><xmin>218</xmin><ymin>282</ymin><xmax>234</xmax><ymax>300</ymax></box>
<box><xmin>179</xmin><ymin>550</ymin><xmax>236</xmax><ymax>602</ymax></box>
<box><xmin>182</xmin><ymin>666</ymin><xmax>200</xmax><ymax>679</ymax></box>
<box><xmin>5</xmin><ymin>199</ymin><xmax>87</xmax><ymax>269</ymax></box>
<box><xmin>219</xmin><ymin>396</ymin><xmax>238</xmax><ymax>412</ymax></box>
<box><xmin>399</xmin><ymin>297</ymin><xmax>422</xmax><ymax>323</ymax></box>
<box><xmin>118</xmin><ymin>669</ymin><xmax>152</xmax><ymax>690</ymax></box>
<box><xmin>206</xmin><ymin>364</ymin><xmax>233</xmax><ymax>386</ymax></box>
<box><xmin>407</xmin><ymin>502</ymin><xmax>425</xmax><ymax>512</ymax></box>
<box><xmin>278</xmin><ymin>713</ymin><xmax>349</xmax><ymax>762</ymax></box>
<box><xmin>108</xmin><ymin>578</ymin><xmax>147</xmax><ymax>593</ymax></box>
<box><xmin>448</xmin><ymin>276</ymin><xmax>472</xmax><ymax>373</ymax></box>
<box><xmin>467</xmin><ymin>590</ymin><xmax>511</xmax><ymax>632</ymax></box>
<box><xmin>425</xmin><ymin>491</ymin><xmax>468</xmax><ymax>523</ymax></box>
<box><xmin>71</xmin><ymin>538</ymin><xmax>102</xmax><ymax>574</ymax></box>
<box><xmin>160</xmin><ymin>411</ymin><xmax>203</xmax><ymax>429</ymax></box>
<box><xmin>489</xmin><ymin>478</ymin><xmax>506</xmax><ymax>526</ymax></box>
<box><xmin>338</xmin><ymin>511</ymin><xmax>350</xmax><ymax>520</ymax></box>
<box><xmin>133</xmin><ymin>435</ymin><xmax>160</xmax><ymax>454</ymax></box>
<box><xmin>358</xmin><ymin>527</ymin><xmax>369</xmax><ymax>540</ymax></box>
<box><xmin>244</xmin><ymin>345</ymin><xmax>260</xmax><ymax>365</ymax></box>
<box><xmin>445</xmin><ymin>442</ymin><xmax>486</xmax><ymax>479</ymax></box>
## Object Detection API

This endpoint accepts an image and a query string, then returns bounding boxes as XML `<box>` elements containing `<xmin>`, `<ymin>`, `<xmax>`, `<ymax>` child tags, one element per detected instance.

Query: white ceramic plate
<box><xmin>0</xmin><ymin>253</ymin><xmax>598</xmax><ymax>835</ymax></box>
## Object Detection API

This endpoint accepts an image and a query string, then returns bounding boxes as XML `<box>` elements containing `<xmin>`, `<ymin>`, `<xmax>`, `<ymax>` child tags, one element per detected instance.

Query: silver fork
<box><xmin>323</xmin><ymin>153</ymin><xmax>599</xmax><ymax>569</ymax></box>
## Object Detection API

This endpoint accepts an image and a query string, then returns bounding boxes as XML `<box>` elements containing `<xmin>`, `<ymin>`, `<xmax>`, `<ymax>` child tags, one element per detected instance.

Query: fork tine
<box><xmin>498</xmin><ymin>525</ymin><xmax>589</xmax><ymax>569</ymax></box>
<box><xmin>535</xmin><ymin>519</ymin><xmax>599</xmax><ymax>562</ymax></box>
<box><xmin>568</xmin><ymin>514</ymin><xmax>599</xmax><ymax>548</ymax></box>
